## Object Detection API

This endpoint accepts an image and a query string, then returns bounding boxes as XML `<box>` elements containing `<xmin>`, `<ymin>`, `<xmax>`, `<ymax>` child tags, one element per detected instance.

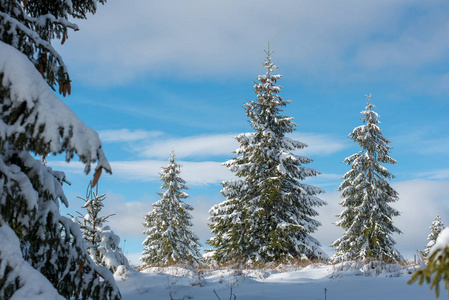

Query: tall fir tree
<box><xmin>420</xmin><ymin>214</ymin><xmax>445</xmax><ymax>260</ymax></box>
<box><xmin>332</xmin><ymin>95</ymin><xmax>402</xmax><ymax>263</ymax></box>
<box><xmin>208</xmin><ymin>49</ymin><xmax>326</xmax><ymax>264</ymax></box>
<box><xmin>72</xmin><ymin>181</ymin><xmax>129</xmax><ymax>273</ymax></box>
<box><xmin>0</xmin><ymin>0</ymin><xmax>120</xmax><ymax>299</ymax></box>
<box><xmin>141</xmin><ymin>152</ymin><xmax>201</xmax><ymax>267</ymax></box>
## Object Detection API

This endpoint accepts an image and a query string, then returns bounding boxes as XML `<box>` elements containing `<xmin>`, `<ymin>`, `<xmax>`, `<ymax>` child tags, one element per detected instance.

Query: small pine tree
<box><xmin>72</xmin><ymin>182</ymin><xmax>129</xmax><ymax>273</ymax></box>
<box><xmin>420</xmin><ymin>214</ymin><xmax>445</xmax><ymax>260</ymax></box>
<box><xmin>332</xmin><ymin>95</ymin><xmax>402</xmax><ymax>263</ymax></box>
<box><xmin>141</xmin><ymin>152</ymin><xmax>201</xmax><ymax>267</ymax></box>
<box><xmin>208</xmin><ymin>48</ymin><xmax>326</xmax><ymax>264</ymax></box>
<box><xmin>73</xmin><ymin>182</ymin><xmax>113</xmax><ymax>265</ymax></box>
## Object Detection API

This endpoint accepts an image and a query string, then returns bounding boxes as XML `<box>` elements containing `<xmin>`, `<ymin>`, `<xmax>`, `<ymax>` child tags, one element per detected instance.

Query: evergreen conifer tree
<box><xmin>141</xmin><ymin>152</ymin><xmax>201</xmax><ymax>267</ymax></box>
<box><xmin>420</xmin><ymin>214</ymin><xmax>445</xmax><ymax>260</ymax></box>
<box><xmin>208</xmin><ymin>49</ymin><xmax>326</xmax><ymax>264</ymax></box>
<box><xmin>72</xmin><ymin>182</ymin><xmax>129</xmax><ymax>273</ymax></box>
<box><xmin>332</xmin><ymin>95</ymin><xmax>402</xmax><ymax>263</ymax></box>
<box><xmin>0</xmin><ymin>0</ymin><xmax>120</xmax><ymax>298</ymax></box>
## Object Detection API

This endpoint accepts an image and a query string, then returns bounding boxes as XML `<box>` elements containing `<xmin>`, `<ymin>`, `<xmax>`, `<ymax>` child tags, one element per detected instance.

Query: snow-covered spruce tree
<box><xmin>420</xmin><ymin>214</ymin><xmax>445</xmax><ymax>260</ymax></box>
<box><xmin>72</xmin><ymin>181</ymin><xmax>129</xmax><ymax>273</ymax></box>
<box><xmin>0</xmin><ymin>0</ymin><xmax>120</xmax><ymax>299</ymax></box>
<box><xmin>208</xmin><ymin>49</ymin><xmax>326</xmax><ymax>264</ymax></box>
<box><xmin>141</xmin><ymin>152</ymin><xmax>201</xmax><ymax>267</ymax></box>
<box><xmin>331</xmin><ymin>95</ymin><xmax>402</xmax><ymax>263</ymax></box>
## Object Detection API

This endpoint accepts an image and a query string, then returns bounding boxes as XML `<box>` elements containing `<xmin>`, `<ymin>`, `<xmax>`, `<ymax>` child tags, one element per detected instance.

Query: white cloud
<box><xmin>189</xmin><ymin>196</ymin><xmax>218</xmax><ymax>242</ymax></box>
<box><xmin>138</xmin><ymin>134</ymin><xmax>238</xmax><ymax>159</ymax></box>
<box><xmin>394</xmin><ymin>130</ymin><xmax>449</xmax><ymax>156</ymax></box>
<box><xmin>49</xmin><ymin>159</ymin><xmax>233</xmax><ymax>185</ymax></box>
<box><xmin>71</xmin><ymin>179</ymin><xmax>449</xmax><ymax>261</ymax></box>
<box><xmin>392</xmin><ymin>179</ymin><xmax>449</xmax><ymax>257</ymax></box>
<box><xmin>417</xmin><ymin>169</ymin><xmax>449</xmax><ymax>180</ymax></box>
<box><xmin>47</xmin><ymin>161</ymin><xmax>86</xmax><ymax>174</ymax></box>
<box><xmin>180</xmin><ymin>161</ymin><xmax>232</xmax><ymax>186</ymax></box>
<box><xmin>98</xmin><ymin>129</ymin><xmax>163</xmax><ymax>143</ymax></box>
<box><xmin>353</xmin><ymin>13</ymin><xmax>449</xmax><ymax>70</ymax></box>
<box><xmin>314</xmin><ymin>191</ymin><xmax>344</xmax><ymax>256</ymax></box>
<box><xmin>110</xmin><ymin>160</ymin><xmax>232</xmax><ymax>185</ymax></box>
<box><xmin>100</xmin><ymin>192</ymin><xmax>153</xmax><ymax>241</ymax></box>
<box><xmin>135</xmin><ymin>132</ymin><xmax>348</xmax><ymax>160</ymax></box>
<box><xmin>315</xmin><ymin>179</ymin><xmax>449</xmax><ymax>258</ymax></box>
<box><xmin>86</xmin><ymin>191</ymin><xmax>218</xmax><ymax>257</ymax></box>
<box><xmin>304</xmin><ymin>173</ymin><xmax>343</xmax><ymax>188</ymax></box>
<box><xmin>58</xmin><ymin>166</ymin><xmax>449</xmax><ymax>258</ymax></box>
<box><xmin>48</xmin><ymin>130</ymin><xmax>347</xmax><ymax>186</ymax></box>
<box><xmin>291</xmin><ymin>132</ymin><xmax>349</xmax><ymax>157</ymax></box>
<box><xmin>60</xmin><ymin>0</ymin><xmax>440</xmax><ymax>87</ymax></box>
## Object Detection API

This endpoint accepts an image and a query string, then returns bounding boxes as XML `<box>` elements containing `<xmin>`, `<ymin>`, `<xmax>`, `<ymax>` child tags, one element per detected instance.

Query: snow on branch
<box><xmin>0</xmin><ymin>41</ymin><xmax>111</xmax><ymax>174</ymax></box>
<box><xmin>0</xmin><ymin>224</ymin><xmax>65</xmax><ymax>300</ymax></box>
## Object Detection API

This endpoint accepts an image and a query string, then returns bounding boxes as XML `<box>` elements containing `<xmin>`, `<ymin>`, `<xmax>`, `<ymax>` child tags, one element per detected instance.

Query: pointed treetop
<box><xmin>265</xmin><ymin>42</ymin><xmax>275</xmax><ymax>57</ymax></box>
<box><xmin>365</xmin><ymin>93</ymin><xmax>372</xmax><ymax>105</ymax></box>
<box><xmin>360</xmin><ymin>93</ymin><xmax>380</xmax><ymax>125</ymax></box>
<box><xmin>264</xmin><ymin>42</ymin><xmax>277</xmax><ymax>75</ymax></box>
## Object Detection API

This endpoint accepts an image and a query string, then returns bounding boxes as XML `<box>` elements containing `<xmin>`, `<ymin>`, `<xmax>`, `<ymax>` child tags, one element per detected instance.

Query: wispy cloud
<box><xmin>392</xmin><ymin>180</ymin><xmax>449</xmax><ymax>256</ymax></box>
<box><xmin>49</xmin><ymin>160</ymin><xmax>232</xmax><ymax>186</ymax></box>
<box><xmin>304</xmin><ymin>173</ymin><xmax>343</xmax><ymax>188</ymax></box>
<box><xmin>98</xmin><ymin>129</ymin><xmax>163</xmax><ymax>143</ymax></box>
<box><xmin>417</xmin><ymin>169</ymin><xmax>449</xmax><ymax>180</ymax></box>
<box><xmin>63</xmin><ymin>0</ymin><xmax>447</xmax><ymax>92</ymax></box>
<box><xmin>137</xmin><ymin>134</ymin><xmax>238</xmax><ymax>159</ymax></box>
<box><xmin>91</xmin><ymin>192</ymin><xmax>220</xmax><ymax>259</ymax></box>
<box><xmin>99</xmin><ymin>192</ymin><xmax>153</xmax><ymax>240</ymax></box>
<box><xmin>353</xmin><ymin>17</ymin><xmax>449</xmax><ymax>70</ymax></box>
<box><xmin>111</xmin><ymin>160</ymin><xmax>232</xmax><ymax>185</ymax></box>
<box><xmin>134</xmin><ymin>132</ymin><xmax>348</xmax><ymax>160</ymax></box>
<box><xmin>291</xmin><ymin>132</ymin><xmax>349</xmax><ymax>157</ymax></box>
<box><xmin>100</xmin><ymin>178</ymin><xmax>449</xmax><ymax>258</ymax></box>
<box><xmin>314</xmin><ymin>179</ymin><xmax>449</xmax><ymax>258</ymax></box>
<box><xmin>394</xmin><ymin>130</ymin><xmax>449</xmax><ymax>155</ymax></box>
<box><xmin>56</xmin><ymin>163</ymin><xmax>449</xmax><ymax>258</ymax></box>
<box><xmin>49</xmin><ymin>131</ymin><xmax>348</xmax><ymax>185</ymax></box>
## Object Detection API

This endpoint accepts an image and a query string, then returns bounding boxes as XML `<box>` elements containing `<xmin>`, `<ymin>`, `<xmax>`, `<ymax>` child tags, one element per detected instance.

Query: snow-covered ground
<box><xmin>114</xmin><ymin>263</ymin><xmax>436</xmax><ymax>300</ymax></box>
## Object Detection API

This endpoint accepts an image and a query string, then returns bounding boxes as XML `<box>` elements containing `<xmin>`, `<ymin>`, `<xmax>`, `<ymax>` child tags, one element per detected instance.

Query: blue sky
<box><xmin>49</xmin><ymin>0</ymin><xmax>449</xmax><ymax>264</ymax></box>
